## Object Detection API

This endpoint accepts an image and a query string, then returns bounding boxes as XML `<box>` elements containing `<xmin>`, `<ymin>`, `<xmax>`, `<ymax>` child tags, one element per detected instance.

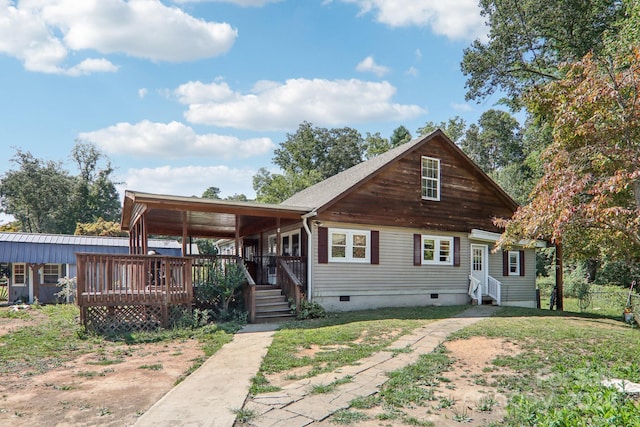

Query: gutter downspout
<box><xmin>302</xmin><ymin>211</ymin><xmax>317</xmax><ymax>302</ymax></box>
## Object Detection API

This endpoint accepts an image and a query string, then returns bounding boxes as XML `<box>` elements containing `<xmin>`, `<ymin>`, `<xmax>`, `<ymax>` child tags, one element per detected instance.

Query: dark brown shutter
<box><xmin>453</xmin><ymin>236</ymin><xmax>460</xmax><ymax>267</ymax></box>
<box><xmin>503</xmin><ymin>251</ymin><xmax>509</xmax><ymax>276</ymax></box>
<box><xmin>318</xmin><ymin>227</ymin><xmax>328</xmax><ymax>264</ymax></box>
<box><xmin>414</xmin><ymin>234</ymin><xmax>422</xmax><ymax>266</ymax></box>
<box><xmin>519</xmin><ymin>250</ymin><xmax>525</xmax><ymax>276</ymax></box>
<box><xmin>300</xmin><ymin>227</ymin><xmax>307</xmax><ymax>257</ymax></box>
<box><xmin>371</xmin><ymin>230</ymin><xmax>379</xmax><ymax>264</ymax></box>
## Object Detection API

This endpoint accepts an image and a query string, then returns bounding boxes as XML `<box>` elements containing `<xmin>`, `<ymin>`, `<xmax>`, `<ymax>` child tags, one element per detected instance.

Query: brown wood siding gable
<box><xmin>318</xmin><ymin>135</ymin><xmax>517</xmax><ymax>233</ymax></box>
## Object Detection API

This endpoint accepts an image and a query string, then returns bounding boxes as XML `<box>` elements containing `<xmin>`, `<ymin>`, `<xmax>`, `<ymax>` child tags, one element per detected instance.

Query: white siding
<box><xmin>487</xmin><ymin>247</ymin><xmax>537</xmax><ymax>308</ymax></box>
<box><xmin>311</xmin><ymin>222</ymin><xmax>470</xmax><ymax>311</ymax></box>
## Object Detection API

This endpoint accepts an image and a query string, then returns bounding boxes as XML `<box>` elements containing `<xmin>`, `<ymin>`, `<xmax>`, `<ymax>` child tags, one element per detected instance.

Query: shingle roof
<box><xmin>0</xmin><ymin>232</ymin><xmax>182</xmax><ymax>264</ymax></box>
<box><xmin>281</xmin><ymin>133</ymin><xmax>427</xmax><ymax>210</ymax></box>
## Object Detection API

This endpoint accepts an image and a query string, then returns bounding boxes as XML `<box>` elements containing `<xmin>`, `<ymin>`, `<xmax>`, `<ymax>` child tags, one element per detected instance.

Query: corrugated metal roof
<box><xmin>0</xmin><ymin>232</ymin><xmax>182</xmax><ymax>264</ymax></box>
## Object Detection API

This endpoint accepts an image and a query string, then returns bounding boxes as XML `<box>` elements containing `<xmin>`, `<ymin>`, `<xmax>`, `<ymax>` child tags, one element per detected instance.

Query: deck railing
<box><xmin>76</xmin><ymin>253</ymin><xmax>193</xmax><ymax>307</ymax></box>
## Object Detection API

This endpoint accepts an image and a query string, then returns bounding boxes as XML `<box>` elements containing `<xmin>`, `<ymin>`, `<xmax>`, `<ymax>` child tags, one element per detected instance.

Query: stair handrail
<box><xmin>238</xmin><ymin>259</ymin><xmax>256</xmax><ymax>323</ymax></box>
<box><xmin>277</xmin><ymin>258</ymin><xmax>304</xmax><ymax>309</ymax></box>
<box><xmin>487</xmin><ymin>275</ymin><xmax>502</xmax><ymax>306</ymax></box>
<box><xmin>469</xmin><ymin>275</ymin><xmax>483</xmax><ymax>305</ymax></box>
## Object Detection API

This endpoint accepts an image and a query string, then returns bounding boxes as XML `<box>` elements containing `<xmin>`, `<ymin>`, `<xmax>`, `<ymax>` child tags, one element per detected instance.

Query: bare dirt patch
<box><xmin>0</xmin><ymin>324</ymin><xmax>204</xmax><ymax>426</ymax></box>
<box><xmin>350</xmin><ymin>337</ymin><xmax>520</xmax><ymax>426</ymax></box>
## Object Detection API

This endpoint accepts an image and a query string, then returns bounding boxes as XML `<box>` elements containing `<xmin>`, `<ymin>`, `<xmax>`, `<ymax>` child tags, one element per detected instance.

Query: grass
<box><xmin>250</xmin><ymin>305</ymin><xmax>466</xmax><ymax>394</ymax></box>
<box><xmin>0</xmin><ymin>304</ymin><xmax>237</xmax><ymax>379</ymax></box>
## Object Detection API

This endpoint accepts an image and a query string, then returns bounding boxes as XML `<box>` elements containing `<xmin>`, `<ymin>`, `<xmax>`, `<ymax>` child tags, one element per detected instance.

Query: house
<box><xmin>96</xmin><ymin>129</ymin><xmax>541</xmax><ymax>327</ymax></box>
<box><xmin>0</xmin><ymin>232</ymin><xmax>183</xmax><ymax>304</ymax></box>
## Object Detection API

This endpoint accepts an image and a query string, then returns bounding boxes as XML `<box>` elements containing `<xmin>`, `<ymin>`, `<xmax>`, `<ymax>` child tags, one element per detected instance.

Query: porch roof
<box><xmin>121</xmin><ymin>190</ymin><xmax>313</xmax><ymax>239</ymax></box>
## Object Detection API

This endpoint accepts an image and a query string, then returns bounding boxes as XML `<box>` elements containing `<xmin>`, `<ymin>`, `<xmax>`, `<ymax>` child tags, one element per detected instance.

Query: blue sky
<box><xmin>0</xmin><ymin>0</ymin><xmax>503</xmax><ymax>223</ymax></box>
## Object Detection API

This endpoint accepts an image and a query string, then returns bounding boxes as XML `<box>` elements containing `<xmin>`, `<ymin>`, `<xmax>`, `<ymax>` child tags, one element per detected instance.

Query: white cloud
<box><xmin>174</xmin><ymin>0</ymin><xmax>281</xmax><ymax>6</ymax></box>
<box><xmin>0</xmin><ymin>0</ymin><xmax>237</xmax><ymax>74</ymax></box>
<box><xmin>405</xmin><ymin>66</ymin><xmax>418</xmax><ymax>77</ymax></box>
<box><xmin>451</xmin><ymin>102</ymin><xmax>473</xmax><ymax>112</ymax></box>
<box><xmin>180</xmin><ymin>78</ymin><xmax>426</xmax><ymax>131</ymax></box>
<box><xmin>78</xmin><ymin>120</ymin><xmax>275</xmax><ymax>160</ymax></box>
<box><xmin>355</xmin><ymin>56</ymin><xmax>390</xmax><ymax>77</ymax></box>
<box><xmin>118</xmin><ymin>165</ymin><xmax>257</xmax><ymax>199</ymax></box>
<box><xmin>138</xmin><ymin>88</ymin><xmax>148</xmax><ymax>99</ymax></box>
<box><xmin>335</xmin><ymin>0</ymin><xmax>486</xmax><ymax>41</ymax></box>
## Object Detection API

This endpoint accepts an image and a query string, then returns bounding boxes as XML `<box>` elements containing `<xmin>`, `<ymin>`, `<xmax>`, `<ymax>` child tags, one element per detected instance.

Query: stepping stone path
<box><xmin>243</xmin><ymin>305</ymin><xmax>499</xmax><ymax>427</ymax></box>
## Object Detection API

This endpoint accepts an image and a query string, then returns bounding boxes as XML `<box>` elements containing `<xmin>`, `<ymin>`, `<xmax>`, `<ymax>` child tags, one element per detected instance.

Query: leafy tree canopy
<box><xmin>254</xmin><ymin>122</ymin><xmax>364</xmax><ymax>203</ymax></box>
<box><xmin>416</xmin><ymin>116</ymin><xmax>467</xmax><ymax>143</ymax></box>
<box><xmin>462</xmin><ymin>0</ymin><xmax>626</xmax><ymax>108</ymax></box>
<box><xmin>498</xmin><ymin>40</ymin><xmax>640</xmax><ymax>260</ymax></box>
<box><xmin>75</xmin><ymin>217</ymin><xmax>126</xmax><ymax>237</ymax></box>
<box><xmin>460</xmin><ymin>109</ymin><xmax>524</xmax><ymax>173</ymax></box>
<box><xmin>0</xmin><ymin>143</ymin><xmax>121</xmax><ymax>234</ymax></box>
<box><xmin>390</xmin><ymin>125</ymin><xmax>412</xmax><ymax>147</ymax></box>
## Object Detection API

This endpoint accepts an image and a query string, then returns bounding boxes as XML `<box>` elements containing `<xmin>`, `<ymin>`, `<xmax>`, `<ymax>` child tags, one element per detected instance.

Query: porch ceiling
<box><xmin>122</xmin><ymin>190</ymin><xmax>312</xmax><ymax>238</ymax></box>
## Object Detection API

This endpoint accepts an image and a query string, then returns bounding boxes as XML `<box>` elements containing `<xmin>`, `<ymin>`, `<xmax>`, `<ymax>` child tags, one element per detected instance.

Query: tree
<box><xmin>461</xmin><ymin>0</ymin><xmax>626</xmax><ymax>107</ymax></box>
<box><xmin>0</xmin><ymin>150</ymin><xmax>75</xmax><ymax>233</ymax></box>
<box><xmin>390</xmin><ymin>125</ymin><xmax>412</xmax><ymax>147</ymax></box>
<box><xmin>497</xmin><ymin>45</ymin><xmax>640</xmax><ymax>261</ymax></box>
<box><xmin>70</xmin><ymin>141</ymin><xmax>121</xmax><ymax>224</ymax></box>
<box><xmin>416</xmin><ymin>116</ymin><xmax>467</xmax><ymax>143</ymax></box>
<box><xmin>0</xmin><ymin>144</ymin><xmax>121</xmax><ymax>234</ymax></box>
<box><xmin>254</xmin><ymin>122</ymin><xmax>365</xmax><ymax>203</ymax></box>
<box><xmin>75</xmin><ymin>217</ymin><xmax>126</xmax><ymax>236</ymax></box>
<box><xmin>202</xmin><ymin>186</ymin><xmax>222</xmax><ymax>199</ymax></box>
<box><xmin>460</xmin><ymin>109</ymin><xmax>524</xmax><ymax>173</ymax></box>
<box><xmin>364</xmin><ymin>132</ymin><xmax>391</xmax><ymax>159</ymax></box>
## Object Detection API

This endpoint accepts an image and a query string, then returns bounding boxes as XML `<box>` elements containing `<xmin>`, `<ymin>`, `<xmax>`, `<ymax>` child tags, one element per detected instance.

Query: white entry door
<box><xmin>470</xmin><ymin>244</ymin><xmax>488</xmax><ymax>288</ymax></box>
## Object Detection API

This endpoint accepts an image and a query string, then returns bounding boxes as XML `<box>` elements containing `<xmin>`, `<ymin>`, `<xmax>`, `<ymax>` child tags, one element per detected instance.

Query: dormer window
<box><xmin>421</xmin><ymin>156</ymin><xmax>440</xmax><ymax>201</ymax></box>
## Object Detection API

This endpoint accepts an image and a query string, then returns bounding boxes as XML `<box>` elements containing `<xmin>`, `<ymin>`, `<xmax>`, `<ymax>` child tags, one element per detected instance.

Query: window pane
<box><xmin>423</xmin><ymin>239</ymin><xmax>435</xmax><ymax>261</ymax></box>
<box><xmin>439</xmin><ymin>241</ymin><xmax>451</xmax><ymax>262</ymax></box>
<box><xmin>332</xmin><ymin>233</ymin><xmax>346</xmax><ymax>246</ymax></box>
<box><xmin>331</xmin><ymin>246</ymin><xmax>346</xmax><ymax>258</ymax></box>
<box><xmin>352</xmin><ymin>247</ymin><xmax>366</xmax><ymax>258</ymax></box>
<box><xmin>352</xmin><ymin>234</ymin><xmax>367</xmax><ymax>246</ymax></box>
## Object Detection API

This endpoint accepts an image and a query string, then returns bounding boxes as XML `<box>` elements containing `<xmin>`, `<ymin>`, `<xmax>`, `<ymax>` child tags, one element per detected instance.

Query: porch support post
<box><xmin>555</xmin><ymin>242</ymin><xmax>564</xmax><ymax>310</ymax></box>
<box><xmin>276</xmin><ymin>218</ymin><xmax>281</xmax><ymax>256</ymax></box>
<box><xmin>182</xmin><ymin>211</ymin><xmax>188</xmax><ymax>255</ymax></box>
<box><xmin>235</xmin><ymin>214</ymin><xmax>240</xmax><ymax>258</ymax></box>
<box><xmin>141</xmin><ymin>213</ymin><xmax>149</xmax><ymax>255</ymax></box>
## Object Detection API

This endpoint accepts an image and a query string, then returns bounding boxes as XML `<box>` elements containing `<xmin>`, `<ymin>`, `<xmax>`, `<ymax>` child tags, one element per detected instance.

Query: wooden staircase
<box><xmin>255</xmin><ymin>286</ymin><xmax>294</xmax><ymax>322</ymax></box>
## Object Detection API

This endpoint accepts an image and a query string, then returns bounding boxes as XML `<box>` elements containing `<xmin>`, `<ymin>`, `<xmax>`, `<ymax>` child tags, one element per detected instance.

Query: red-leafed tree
<box><xmin>497</xmin><ymin>44</ymin><xmax>640</xmax><ymax>261</ymax></box>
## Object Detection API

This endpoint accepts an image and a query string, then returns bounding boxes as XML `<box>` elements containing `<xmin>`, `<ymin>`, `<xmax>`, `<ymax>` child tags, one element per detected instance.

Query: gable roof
<box><xmin>281</xmin><ymin>129</ymin><xmax>518</xmax><ymax>213</ymax></box>
<box><xmin>0</xmin><ymin>232</ymin><xmax>183</xmax><ymax>264</ymax></box>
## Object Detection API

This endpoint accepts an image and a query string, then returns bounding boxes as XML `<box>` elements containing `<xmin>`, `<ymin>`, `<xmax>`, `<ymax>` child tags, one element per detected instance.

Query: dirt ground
<box><xmin>1</xmin><ymin>311</ymin><xmax>516</xmax><ymax>427</ymax></box>
<box><xmin>0</xmin><ymin>310</ymin><xmax>204</xmax><ymax>427</ymax></box>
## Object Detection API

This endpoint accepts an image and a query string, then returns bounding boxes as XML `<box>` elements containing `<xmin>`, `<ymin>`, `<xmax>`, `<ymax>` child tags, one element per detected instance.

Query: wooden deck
<box><xmin>76</xmin><ymin>253</ymin><xmax>193</xmax><ymax>332</ymax></box>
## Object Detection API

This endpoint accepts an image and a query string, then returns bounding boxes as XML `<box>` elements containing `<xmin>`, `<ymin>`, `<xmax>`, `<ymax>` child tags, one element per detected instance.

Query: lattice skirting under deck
<box><xmin>82</xmin><ymin>303</ymin><xmax>192</xmax><ymax>334</ymax></box>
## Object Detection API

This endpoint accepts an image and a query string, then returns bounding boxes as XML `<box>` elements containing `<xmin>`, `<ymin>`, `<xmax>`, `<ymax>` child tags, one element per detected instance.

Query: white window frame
<box><xmin>421</xmin><ymin>235</ymin><xmax>453</xmax><ymax>266</ymax></box>
<box><xmin>12</xmin><ymin>263</ymin><xmax>26</xmax><ymax>286</ymax></box>
<box><xmin>421</xmin><ymin>156</ymin><xmax>441</xmax><ymax>201</ymax></box>
<box><xmin>508</xmin><ymin>251</ymin><xmax>520</xmax><ymax>276</ymax></box>
<box><xmin>281</xmin><ymin>230</ymin><xmax>301</xmax><ymax>256</ymax></box>
<box><xmin>43</xmin><ymin>263</ymin><xmax>61</xmax><ymax>284</ymax></box>
<box><xmin>329</xmin><ymin>228</ymin><xmax>370</xmax><ymax>263</ymax></box>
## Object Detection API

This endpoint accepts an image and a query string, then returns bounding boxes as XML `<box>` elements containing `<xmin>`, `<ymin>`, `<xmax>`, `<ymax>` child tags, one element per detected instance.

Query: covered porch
<box><xmin>76</xmin><ymin>191</ymin><xmax>314</xmax><ymax>330</ymax></box>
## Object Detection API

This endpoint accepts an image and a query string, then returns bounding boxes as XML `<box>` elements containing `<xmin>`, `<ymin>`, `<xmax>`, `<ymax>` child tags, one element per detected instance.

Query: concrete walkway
<box><xmin>135</xmin><ymin>306</ymin><xmax>498</xmax><ymax>427</ymax></box>
<box><xmin>134</xmin><ymin>323</ymin><xmax>280</xmax><ymax>427</ymax></box>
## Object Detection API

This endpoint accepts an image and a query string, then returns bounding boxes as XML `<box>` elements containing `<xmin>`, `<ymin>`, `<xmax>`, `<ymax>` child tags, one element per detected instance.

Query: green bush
<box><xmin>291</xmin><ymin>299</ymin><xmax>326</xmax><ymax>320</ymax></box>
<box><xmin>193</xmin><ymin>260</ymin><xmax>247</xmax><ymax>321</ymax></box>
<box><xmin>596</xmin><ymin>260</ymin><xmax>640</xmax><ymax>287</ymax></box>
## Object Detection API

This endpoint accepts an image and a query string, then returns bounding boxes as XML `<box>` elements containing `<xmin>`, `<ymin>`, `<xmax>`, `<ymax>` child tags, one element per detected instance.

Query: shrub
<box><xmin>290</xmin><ymin>299</ymin><xmax>326</xmax><ymax>320</ymax></box>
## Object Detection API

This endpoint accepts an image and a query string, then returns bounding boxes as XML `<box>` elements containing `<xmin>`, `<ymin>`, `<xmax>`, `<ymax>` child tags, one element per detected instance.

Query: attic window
<box><xmin>421</xmin><ymin>156</ymin><xmax>440</xmax><ymax>201</ymax></box>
